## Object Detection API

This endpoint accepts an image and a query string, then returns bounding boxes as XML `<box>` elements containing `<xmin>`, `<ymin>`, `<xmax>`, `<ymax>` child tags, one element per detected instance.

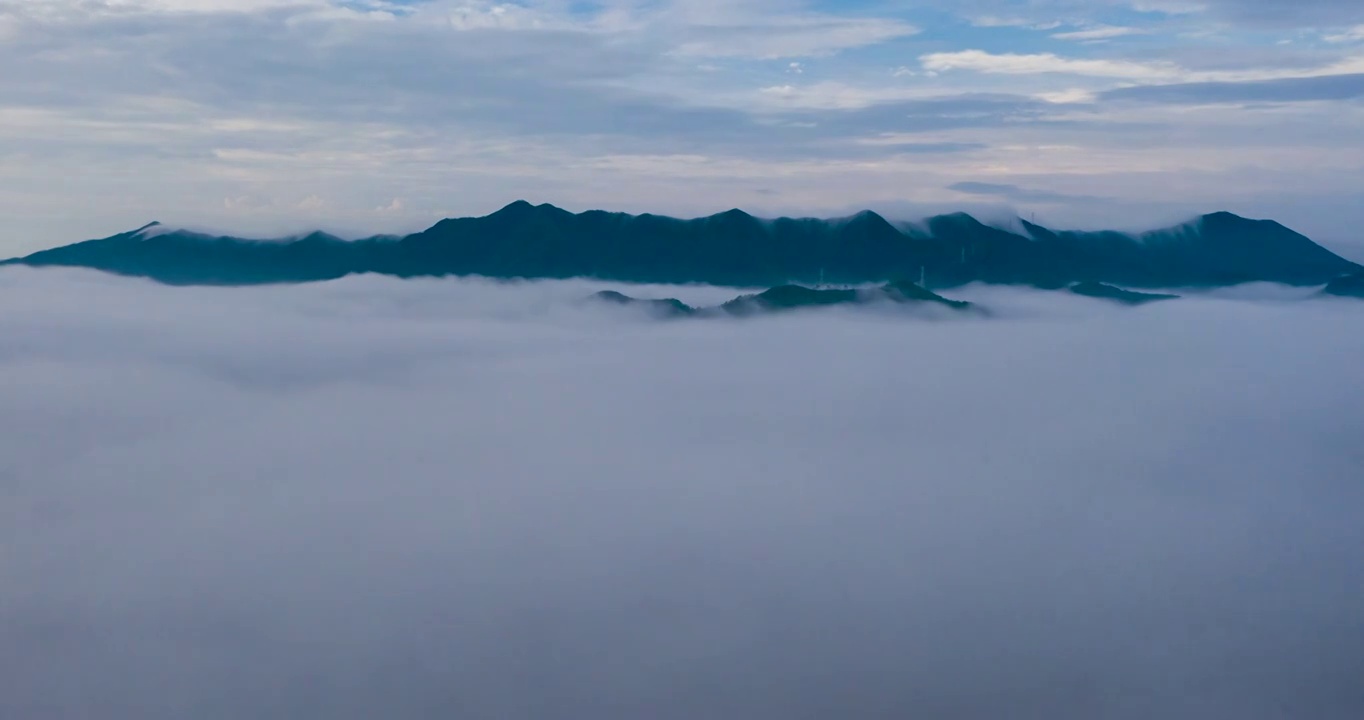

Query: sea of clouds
<box><xmin>2</xmin><ymin>267</ymin><xmax>1362</xmax><ymax>719</ymax></box>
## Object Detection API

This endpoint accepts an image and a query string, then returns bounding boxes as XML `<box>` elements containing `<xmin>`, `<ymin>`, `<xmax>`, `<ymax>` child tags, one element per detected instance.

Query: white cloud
<box><xmin>921</xmin><ymin>48</ymin><xmax>1364</xmax><ymax>84</ymax></box>
<box><xmin>1051</xmin><ymin>25</ymin><xmax>1148</xmax><ymax>41</ymax></box>
<box><xmin>440</xmin><ymin>1</ymin><xmax>559</xmax><ymax>31</ymax></box>
<box><xmin>297</xmin><ymin>194</ymin><xmax>329</xmax><ymax>211</ymax></box>
<box><xmin>92</xmin><ymin>0</ymin><xmax>325</xmax><ymax>11</ymax></box>
<box><xmin>672</xmin><ymin>15</ymin><xmax>918</xmax><ymax>59</ymax></box>
<box><xmin>922</xmin><ymin>50</ymin><xmax>1181</xmax><ymax>80</ymax></box>
<box><xmin>1324</xmin><ymin>25</ymin><xmax>1364</xmax><ymax>43</ymax></box>
<box><xmin>1036</xmin><ymin>88</ymin><xmax>1098</xmax><ymax>103</ymax></box>
<box><xmin>970</xmin><ymin>15</ymin><xmax>1031</xmax><ymax>27</ymax></box>
<box><xmin>224</xmin><ymin>195</ymin><xmax>272</xmax><ymax>211</ymax></box>
<box><xmin>970</xmin><ymin>16</ymin><xmax>1062</xmax><ymax>30</ymax></box>
<box><xmin>2</xmin><ymin>268</ymin><xmax>1363</xmax><ymax>718</ymax></box>
<box><xmin>1128</xmin><ymin>0</ymin><xmax>1206</xmax><ymax>13</ymax></box>
<box><xmin>755</xmin><ymin>81</ymin><xmax>941</xmax><ymax>110</ymax></box>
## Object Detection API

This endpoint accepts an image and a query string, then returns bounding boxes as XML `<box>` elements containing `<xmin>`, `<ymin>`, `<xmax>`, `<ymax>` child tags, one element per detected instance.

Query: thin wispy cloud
<box><xmin>1324</xmin><ymin>25</ymin><xmax>1364</xmax><ymax>43</ymax></box>
<box><xmin>949</xmin><ymin>180</ymin><xmax>1105</xmax><ymax>203</ymax></box>
<box><xmin>1051</xmin><ymin>24</ymin><xmax>1147</xmax><ymax>41</ymax></box>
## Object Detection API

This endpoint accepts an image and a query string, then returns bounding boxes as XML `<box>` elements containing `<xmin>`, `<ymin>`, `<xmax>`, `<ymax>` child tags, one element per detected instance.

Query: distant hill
<box><xmin>5</xmin><ymin>203</ymin><xmax>1359</xmax><ymax>289</ymax></box>
<box><xmin>591</xmin><ymin>290</ymin><xmax>697</xmax><ymax>318</ymax></box>
<box><xmin>1323</xmin><ymin>272</ymin><xmax>1364</xmax><ymax>298</ymax></box>
<box><xmin>721</xmin><ymin>281</ymin><xmax>971</xmax><ymax>316</ymax></box>
<box><xmin>1069</xmin><ymin>282</ymin><xmax>1180</xmax><ymax>305</ymax></box>
<box><xmin>589</xmin><ymin>280</ymin><xmax>972</xmax><ymax>319</ymax></box>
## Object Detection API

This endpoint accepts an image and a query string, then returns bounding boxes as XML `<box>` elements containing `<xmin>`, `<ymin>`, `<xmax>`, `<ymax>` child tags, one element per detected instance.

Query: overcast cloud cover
<box><xmin>1</xmin><ymin>0</ymin><xmax>1364</xmax><ymax>257</ymax></box>
<box><xmin>3</xmin><ymin>267</ymin><xmax>1364</xmax><ymax>718</ymax></box>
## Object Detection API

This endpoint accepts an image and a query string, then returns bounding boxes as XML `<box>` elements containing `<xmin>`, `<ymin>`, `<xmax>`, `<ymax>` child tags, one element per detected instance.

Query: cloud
<box><xmin>375</xmin><ymin>197</ymin><xmax>405</xmax><ymax>213</ymax></box>
<box><xmin>1102</xmin><ymin>73</ymin><xmax>1364</xmax><ymax>104</ymax></box>
<box><xmin>1035</xmin><ymin>87</ymin><xmax>1098</xmax><ymax>103</ymax></box>
<box><xmin>297</xmin><ymin>193</ymin><xmax>329</xmax><ymax>211</ymax></box>
<box><xmin>922</xmin><ymin>50</ymin><xmax>1182</xmax><ymax>80</ymax></box>
<box><xmin>920</xmin><ymin>48</ymin><xmax>1364</xmax><ymax>83</ymax></box>
<box><xmin>670</xmin><ymin>15</ymin><xmax>919</xmax><ymax>59</ymax></box>
<box><xmin>851</xmin><ymin>137</ymin><xmax>988</xmax><ymax>153</ymax></box>
<box><xmin>1051</xmin><ymin>25</ymin><xmax>1147</xmax><ymax>41</ymax></box>
<box><xmin>958</xmin><ymin>0</ymin><xmax>1357</xmax><ymax>30</ymax></box>
<box><xmin>1192</xmin><ymin>0</ymin><xmax>1364</xmax><ymax>28</ymax></box>
<box><xmin>1</xmin><ymin>0</ymin><xmax>1364</xmax><ymax>253</ymax></box>
<box><xmin>755</xmin><ymin>82</ymin><xmax>947</xmax><ymax>110</ymax></box>
<box><xmin>439</xmin><ymin>1</ymin><xmax>560</xmax><ymax>31</ymax></box>
<box><xmin>2</xmin><ymin>268</ymin><xmax>1364</xmax><ymax>719</ymax></box>
<box><xmin>948</xmin><ymin>180</ymin><xmax>1105</xmax><ymax>203</ymax></box>
<box><xmin>969</xmin><ymin>16</ymin><xmax>1062</xmax><ymax>30</ymax></box>
<box><xmin>1325</xmin><ymin>25</ymin><xmax>1364</xmax><ymax>43</ymax></box>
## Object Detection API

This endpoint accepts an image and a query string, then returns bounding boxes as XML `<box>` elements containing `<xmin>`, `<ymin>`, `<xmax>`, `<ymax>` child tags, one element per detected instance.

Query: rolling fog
<box><xmin>2</xmin><ymin>268</ymin><xmax>1363</xmax><ymax>719</ymax></box>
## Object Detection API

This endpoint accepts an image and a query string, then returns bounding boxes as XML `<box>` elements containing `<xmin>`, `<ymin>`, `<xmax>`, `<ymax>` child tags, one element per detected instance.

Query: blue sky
<box><xmin>1</xmin><ymin>0</ymin><xmax>1362</xmax><ymax>254</ymax></box>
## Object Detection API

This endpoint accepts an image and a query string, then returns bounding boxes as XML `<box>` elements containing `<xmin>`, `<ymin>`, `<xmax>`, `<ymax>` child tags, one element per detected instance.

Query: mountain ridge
<box><xmin>590</xmin><ymin>279</ymin><xmax>974</xmax><ymax>319</ymax></box>
<box><xmin>5</xmin><ymin>202</ymin><xmax>1360</xmax><ymax>289</ymax></box>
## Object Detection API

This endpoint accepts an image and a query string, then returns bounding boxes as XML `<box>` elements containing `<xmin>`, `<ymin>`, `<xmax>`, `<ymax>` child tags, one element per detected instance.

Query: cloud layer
<box><xmin>3</xmin><ymin>268</ymin><xmax>1363</xmax><ymax>719</ymax></box>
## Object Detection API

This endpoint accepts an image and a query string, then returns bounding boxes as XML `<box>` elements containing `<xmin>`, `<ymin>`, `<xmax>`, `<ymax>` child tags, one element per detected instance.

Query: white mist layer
<box><xmin>2</xmin><ymin>268</ymin><xmax>1363</xmax><ymax>720</ymax></box>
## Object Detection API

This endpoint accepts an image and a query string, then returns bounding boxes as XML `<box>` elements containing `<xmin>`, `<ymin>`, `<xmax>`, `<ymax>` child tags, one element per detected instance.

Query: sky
<box><xmin>1</xmin><ymin>0</ymin><xmax>1363</xmax><ymax>256</ymax></box>
<box><xmin>2</xmin><ymin>268</ymin><xmax>1364</xmax><ymax>718</ymax></box>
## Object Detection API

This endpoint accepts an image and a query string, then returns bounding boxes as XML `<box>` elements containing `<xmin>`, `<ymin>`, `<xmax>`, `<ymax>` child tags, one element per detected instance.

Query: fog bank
<box><xmin>2</xmin><ymin>268</ymin><xmax>1363</xmax><ymax>719</ymax></box>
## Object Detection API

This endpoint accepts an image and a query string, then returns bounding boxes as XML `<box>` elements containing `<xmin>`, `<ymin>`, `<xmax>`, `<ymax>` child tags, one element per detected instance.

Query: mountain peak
<box><xmin>1199</xmin><ymin>211</ymin><xmax>1279</xmax><ymax>229</ymax></box>
<box><xmin>837</xmin><ymin>210</ymin><xmax>899</xmax><ymax>236</ymax></box>
<box><xmin>1196</xmin><ymin>210</ymin><xmax>1305</xmax><ymax>238</ymax></box>
<box><xmin>705</xmin><ymin>208</ymin><xmax>761</xmax><ymax>227</ymax></box>
<box><xmin>295</xmin><ymin>231</ymin><xmax>343</xmax><ymax>243</ymax></box>
<box><xmin>846</xmin><ymin>209</ymin><xmax>889</xmax><ymax>224</ymax></box>
<box><xmin>925</xmin><ymin>211</ymin><xmax>987</xmax><ymax>231</ymax></box>
<box><xmin>488</xmin><ymin>200</ymin><xmax>571</xmax><ymax>219</ymax></box>
<box><xmin>128</xmin><ymin>221</ymin><xmax>176</xmax><ymax>240</ymax></box>
<box><xmin>492</xmin><ymin>200</ymin><xmax>536</xmax><ymax>215</ymax></box>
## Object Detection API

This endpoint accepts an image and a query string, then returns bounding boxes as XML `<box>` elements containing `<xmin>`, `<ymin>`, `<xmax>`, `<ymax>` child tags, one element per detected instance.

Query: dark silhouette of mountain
<box><xmin>1069</xmin><ymin>282</ymin><xmax>1180</xmax><ymax>305</ymax></box>
<box><xmin>590</xmin><ymin>280</ymin><xmax>971</xmax><ymax>319</ymax></box>
<box><xmin>5</xmin><ymin>221</ymin><xmax>374</xmax><ymax>285</ymax></box>
<box><xmin>1323</xmin><ymin>272</ymin><xmax>1364</xmax><ymax>298</ymax></box>
<box><xmin>6</xmin><ymin>203</ymin><xmax>1359</xmax><ymax>289</ymax></box>
<box><xmin>881</xmin><ymin>278</ymin><xmax>973</xmax><ymax>307</ymax></box>
<box><xmin>722</xmin><ymin>285</ymin><xmax>862</xmax><ymax>315</ymax></box>
<box><xmin>721</xmin><ymin>280</ymin><xmax>971</xmax><ymax>315</ymax></box>
<box><xmin>590</xmin><ymin>290</ymin><xmax>697</xmax><ymax>317</ymax></box>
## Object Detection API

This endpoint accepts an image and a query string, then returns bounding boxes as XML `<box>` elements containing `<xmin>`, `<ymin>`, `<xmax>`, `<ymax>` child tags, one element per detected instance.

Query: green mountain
<box><xmin>721</xmin><ymin>281</ymin><xmax>971</xmax><ymax>315</ymax></box>
<box><xmin>1069</xmin><ymin>282</ymin><xmax>1180</xmax><ymax>305</ymax></box>
<box><xmin>591</xmin><ymin>281</ymin><xmax>971</xmax><ymax>319</ymax></box>
<box><xmin>590</xmin><ymin>290</ymin><xmax>697</xmax><ymax>317</ymax></box>
<box><xmin>5</xmin><ymin>203</ymin><xmax>1359</xmax><ymax>289</ymax></box>
<box><xmin>1323</xmin><ymin>272</ymin><xmax>1364</xmax><ymax>298</ymax></box>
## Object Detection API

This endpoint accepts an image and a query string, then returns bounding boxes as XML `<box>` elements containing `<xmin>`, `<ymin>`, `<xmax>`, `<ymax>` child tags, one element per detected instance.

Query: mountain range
<box><xmin>591</xmin><ymin>279</ymin><xmax>975</xmax><ymax>319</ymax></box>
<box><xmin>3</xmin><ymin>201</ymin><xmax>1360</xmax><ymax>290</ymax></box>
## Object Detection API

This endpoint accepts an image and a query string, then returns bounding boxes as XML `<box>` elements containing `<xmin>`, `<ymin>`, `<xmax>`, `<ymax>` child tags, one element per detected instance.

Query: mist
<box><xmin>2</xmin><ymin>268</ymin><xmax>1363</xmax><ymax>720</ymax></box>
